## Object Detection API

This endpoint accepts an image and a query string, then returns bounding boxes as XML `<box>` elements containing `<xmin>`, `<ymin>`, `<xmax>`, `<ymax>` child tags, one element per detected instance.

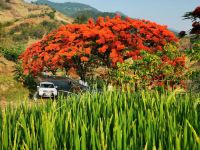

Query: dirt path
<box><xmin>55</xmin><ymin>12</ymin><xmax>74</xmax><ymax>24</ymax></box>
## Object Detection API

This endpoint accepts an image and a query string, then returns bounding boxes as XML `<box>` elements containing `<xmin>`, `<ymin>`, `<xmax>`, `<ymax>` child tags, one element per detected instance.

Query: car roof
<box><xmin>40</xmin><ymin>82</ymin><xmax>54</xmax><ymax>85</ymax></box>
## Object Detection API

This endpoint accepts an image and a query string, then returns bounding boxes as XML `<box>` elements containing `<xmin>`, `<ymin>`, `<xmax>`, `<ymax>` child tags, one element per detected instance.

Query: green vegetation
<box><xmin>14</xmin><ymin>61</ymin><xmax>37</xmax><ymax>92</ymax></box>
<box><xmin>27</xmin><ymin>10</ymin><xmax>56</xmax><ymax>20</ymax></box>
<box><xmin>0</xmin><ymin>45</ymin><xmax>24</xmax><ymax>62</ymax></box>
<box><xmin>186</xmin><ymin>38</ymin><xmax>200</xmax><ymax>92</ymax></box>
<box><xmin>34</xmin><ymin>0</ymin><xmax>99</xmax><ymax>17</ymax></box>
<box><xmin>0</xmin><ymin>3</ymin><xmax>199</xmax><ymax>149</ymax></box>
<box><xmin>9</xmin><ymin>21</ymin><xmax>60</xmax><ymax>42</ymax></box>
<box><xmin>0</xmin><ymin>88</ymin><xmax>200</xmax><ymax>149</ymax></box>
<box><xmin>73</xmin><ymin>10</ymin><xmax>125</xmax><ymax>24</ymax></box>
<box><xmin>110</xmin><ymin>44</ymin><xmax>187</xmax><ymax>89</ymax></box>
<box><xmin>70</xmin><ymin>9</ymin><xmax>126</xmax><ymax>24</ymax></box>
<box><xmin>0</xmin><ymin>10</ymin><xmax>64</xmax><ymax>102</ymax></box>
<box><xmin>34</xmin><ymin>0</ymin><xmax>125</xmax><ymax>24</ymax></box>
<box><xmin>0</xmin><ymin>19</ymin><xmax>61</xmax><ymax>64</ymax></box>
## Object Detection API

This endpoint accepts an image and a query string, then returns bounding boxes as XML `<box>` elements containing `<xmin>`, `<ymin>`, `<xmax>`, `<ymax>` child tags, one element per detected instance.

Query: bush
<box><xmin>0</xmin><ymin>45</ymin><xmax>24</xmax><ymax>62</ymax></box>
<box><xmin>47</xmin><ymin>11</ymin><xmax>56</xmax><ymax>19</ymax></box>
<box><xmin>40</xmin><ymin>20</ymin><xmax>59</xmax><ymax>33</ymax></box>
<box><xmin>9</xmin><ymin>23</ymin><xmax>31</xmax><ymax>35</ymax></box>
<box><xmin>188</xmin><ymin>38</ymin><xmax>200</xmax><ymax>61</ymax></box>
<box><xmin>28</xmin><ymin>25</ymin><xmax>46</xmax><ymax>39</ymax></box>
<box><xmin>110</xmin><ymin>44</ymin><xmax>188</xmax><ymax>89</ymax></box>
<box><xmin>12</xmin><ymin>34</ymin><xmax>29</xmax><ymax>42</ymax></box>
<box><xmin>10</xmin><ymin>21</ymin><xmax>59</xmax><ymax>42</ymax></box>
<box><xmin>27</xmin><ymin>13</ymin><xmax>45</xmax><ymax>19</ymax></box>
<box><xmin>186</xmin><ymin>38</ymin><xmax>200</xmax><ymax>92</ymax></box>
<box><xmin>14</xmin><ymin>61</ymin><xmax>37</xmax><ymax>92</ymax></box>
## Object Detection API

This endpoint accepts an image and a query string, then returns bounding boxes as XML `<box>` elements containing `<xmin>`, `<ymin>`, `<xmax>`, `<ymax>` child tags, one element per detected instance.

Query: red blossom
<box><xmin>81</xmin><ymin>56</ymin><xmax>89</xmax><ymax>62</ymax></box>
<box><xmin>20</xmin><ymin>16</ymin><xmax>179</xmax><ymax>76</ymax></box>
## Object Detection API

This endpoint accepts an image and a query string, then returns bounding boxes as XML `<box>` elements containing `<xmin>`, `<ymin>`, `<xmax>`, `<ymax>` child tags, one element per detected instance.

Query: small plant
<box><xmin>14</xmin><ymin>61</ymin><xmax>37</xmax><ymax>93</ymax></box>
<box><xmin>0</xmin><ymin>45</ymin><xmax>24</xmax><ymax>62</ymax></box>
<box><xmin>179</xmin><ymin>31</ymin><xmax>186</xmax><ymax>38</ymax></box>
<box><xmin>47</xmin><ymin>10</ymin><xmax>56</xmax><ymax>19</ymax></box>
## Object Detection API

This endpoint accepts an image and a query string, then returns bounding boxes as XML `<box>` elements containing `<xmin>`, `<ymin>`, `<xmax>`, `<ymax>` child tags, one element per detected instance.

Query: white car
<box><xmin>37</xmin><ymin>82</ymin><xmax>58</xmax><ymax>98</ymax></box>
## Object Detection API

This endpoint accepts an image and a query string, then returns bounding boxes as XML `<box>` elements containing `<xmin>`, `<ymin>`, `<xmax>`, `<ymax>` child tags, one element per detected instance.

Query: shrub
<box><xmin>14</xmin><ymin>61</ymin><xmax>37</xmax><ymax>92</ymax></box>
<box><xmin>40</xmin><ymin>20</ymin><xmax>59</xmax><ymax>33</ymax></box>
<box><xmin>11</xmin><ymin>24</ymin><xmax>45</xmax><ymax>42</ymax></box>
<box><xmin>111</xmin><ymin>44</ymin><xmax>188</xmax><ymax>89</ymax></box>
<box><xmin>186</xmin><ymin>39</ymin><xmax>200</xmax><ymax>92</ymax></box>
<box><xmin>9</xmin><ymin>23</ymin><xmax>31</xmax><ymax>35</ymax></box>
<box><xmin>179</xmin><ymin>31</ymin><xmax>186</xmax><ymax>38</ymax></box>
<box><xmin>12</xmin><ymin>34</ymin><xmax>29</xmax><ymax>42</ymax></box>
<box><xmin>28</xmin><ymin>25</ymin><xmax>45</xmax><ymax>39</ymax></box>
<box><xmin>0</xmin><ymin>45</ymin><xmax>24</xmax><ymax>62</ymax></box>
<box><xmin>47</xmin><ymin>11</ymin><xmax>56</xmax><ymax>19</ymax></box>
<box><xmin>27</xmin><ymin>13</ymin><xmax>45</xmax><ymax>19</ymax></box>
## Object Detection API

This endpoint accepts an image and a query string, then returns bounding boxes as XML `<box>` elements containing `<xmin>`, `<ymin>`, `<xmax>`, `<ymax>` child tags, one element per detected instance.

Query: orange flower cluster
<box><xmin>20</xmin><ymin>16</ymin><xmax>178</xmax><ymax>76</ymax></box>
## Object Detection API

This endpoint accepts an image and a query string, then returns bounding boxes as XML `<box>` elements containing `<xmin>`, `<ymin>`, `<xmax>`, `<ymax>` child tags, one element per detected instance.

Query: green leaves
<box><xmin>0</xmin><ymin>88</ymin><xmax>199</xmax><ymax>149</ymax></box>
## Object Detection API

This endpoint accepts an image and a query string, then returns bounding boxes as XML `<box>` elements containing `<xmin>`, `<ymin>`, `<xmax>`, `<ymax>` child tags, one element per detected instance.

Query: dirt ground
<box><xmin>0</xmin><ymin>56</ymin><xmax>29</xmax><ymax>105</ymax></box>
<box><xmin>0</xmin><ymin>56</ymin><xmax>15</xmax><ymax>76</ymax></box>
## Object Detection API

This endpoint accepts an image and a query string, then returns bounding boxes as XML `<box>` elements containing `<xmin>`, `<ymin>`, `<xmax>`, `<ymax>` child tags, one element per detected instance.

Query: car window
<box><xmin>40</xmin><ymin>84</ymin><xmax>54</xmax><ymax>88</ymax></box>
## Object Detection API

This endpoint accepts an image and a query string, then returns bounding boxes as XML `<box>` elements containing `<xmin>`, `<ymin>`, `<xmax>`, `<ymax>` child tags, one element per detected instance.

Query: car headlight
<box><xmin>39</xmin><ymin>89</ymin><xmax>43</xmax><ymax>93</ymax></box>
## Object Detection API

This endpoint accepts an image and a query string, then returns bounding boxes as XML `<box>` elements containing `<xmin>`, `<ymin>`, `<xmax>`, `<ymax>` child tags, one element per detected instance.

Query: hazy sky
<box><xmin>30</xmin><ymin>0</ymin><xmax>199</xmax><ymax>31</ymax></box>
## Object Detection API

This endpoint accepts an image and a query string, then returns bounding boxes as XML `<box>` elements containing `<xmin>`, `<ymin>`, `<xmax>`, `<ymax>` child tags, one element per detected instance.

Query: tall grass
<box><xmin>0</xmin><ymin>88</ymin><xmax>200</xmax><ymax>149</ymax></box>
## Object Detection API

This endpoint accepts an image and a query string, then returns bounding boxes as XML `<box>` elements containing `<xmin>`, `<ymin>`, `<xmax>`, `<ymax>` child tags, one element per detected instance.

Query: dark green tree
<box><xmin>183</xmin><ymin>6</ymin><xmax>200</xmax><ymax>35</ymax></box>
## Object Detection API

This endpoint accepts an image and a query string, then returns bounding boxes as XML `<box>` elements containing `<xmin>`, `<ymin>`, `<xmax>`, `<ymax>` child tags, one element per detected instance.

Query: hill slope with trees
<box><xmin>34</xmin><ymin>0</ymin><xmax>126</xmax><ymax>23</ymax></box>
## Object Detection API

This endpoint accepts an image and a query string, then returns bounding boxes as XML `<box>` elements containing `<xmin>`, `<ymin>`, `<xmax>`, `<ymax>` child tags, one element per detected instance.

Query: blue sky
<box><xmin>31</xmin><ymin>0</ymin><xmax>199</xmax><ymax>31</ymax></box>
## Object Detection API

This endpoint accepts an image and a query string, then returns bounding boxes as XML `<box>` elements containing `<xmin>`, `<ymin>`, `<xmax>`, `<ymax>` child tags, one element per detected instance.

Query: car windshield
<box><xmin>40</xmin><ymin>84</ymin><xmax>54</xmax><ymax>88</ymax></box>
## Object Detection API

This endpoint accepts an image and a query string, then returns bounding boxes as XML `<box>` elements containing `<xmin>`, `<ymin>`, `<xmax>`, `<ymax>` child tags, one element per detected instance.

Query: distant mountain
<box><xmin>34</xmin><ymin>0</ymin><xmax>100</xmax><ymax>17</ymax></box>
<box><xmin>73</xmin><ymin>10</ymin><xmax>124</xmax><ymax>23</ymax></box>
<box><xmin>34</xmin><ymin>0</ymin><xmax>126</xmax><ymax>23</ymax></box>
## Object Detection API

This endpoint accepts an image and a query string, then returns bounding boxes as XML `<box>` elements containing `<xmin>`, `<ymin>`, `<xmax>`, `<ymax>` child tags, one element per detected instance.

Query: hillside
<box><xmin>34</xmin><ymin>0</ymin><xmax>100</xmax><ymax>17</ymax></box>
<box><xmin>0</xmin><ymin>55</ymin><xmax>29</xmax><ymax>102</ymax></box>
<box><xmin>0</xmin><ymin>0</ymin><xmax>51</xmax><ymax>23</ymax></box>
<box><xmin>34</xmin><ymin>0</ymin><xmax>126</xmax><ymax>23</ymax></box>
<box><xmin>0</xmin><ymin>0</ymin><xmax>74</xmax><ymax>47</ymax></box>
<box><xmin>0</xmin><ymin>0</ymin><xmax>74</xmax><ymax>102</ymax></box>
<box><xmin>0</xmin><ymin>0</ymin><xmax>73</xmax><ymax>23</ymax></box>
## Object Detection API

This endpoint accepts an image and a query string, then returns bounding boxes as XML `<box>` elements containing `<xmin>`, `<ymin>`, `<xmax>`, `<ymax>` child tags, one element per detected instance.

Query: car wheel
<box><xmin>51</xmin><ymin>94</ymin><xmax>56</xmax><ymax>100</ymax></box>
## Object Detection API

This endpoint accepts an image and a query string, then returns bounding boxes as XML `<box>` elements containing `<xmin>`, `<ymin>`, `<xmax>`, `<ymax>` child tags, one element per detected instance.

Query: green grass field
<box><xmin>0</xmin><ymin>88</ymin><xmax>200</xmax><ymax>149</ymax></box>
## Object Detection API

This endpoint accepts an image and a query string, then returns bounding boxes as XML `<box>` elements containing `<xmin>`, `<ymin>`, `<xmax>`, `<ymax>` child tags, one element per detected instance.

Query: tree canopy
<box><xmin>20</xmin><ymin>16</ymin><xmax>179</xmax><ymax>80</ymax></box>
<box><xmin>184</xmin><ymin>6</ymin><xmax>200</xmax><ymax>35</ymax></box>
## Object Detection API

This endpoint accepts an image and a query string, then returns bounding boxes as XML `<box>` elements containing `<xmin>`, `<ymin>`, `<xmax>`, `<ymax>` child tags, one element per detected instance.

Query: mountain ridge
<box><xmin>32</xmin><ymin>0</ymin><xmax>127</xmax><ymax>23</ymax></box>
<box><xmin>34</xmin><ymin>0</ymin><xmax>100</xmax><ymax>17</ymax></box>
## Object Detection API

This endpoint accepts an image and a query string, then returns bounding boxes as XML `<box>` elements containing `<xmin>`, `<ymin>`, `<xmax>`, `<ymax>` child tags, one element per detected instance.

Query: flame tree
<box><xmin>20</xmin><ymin>16</ymin><xmax>186</xmax><ymax>83</ymax></box>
